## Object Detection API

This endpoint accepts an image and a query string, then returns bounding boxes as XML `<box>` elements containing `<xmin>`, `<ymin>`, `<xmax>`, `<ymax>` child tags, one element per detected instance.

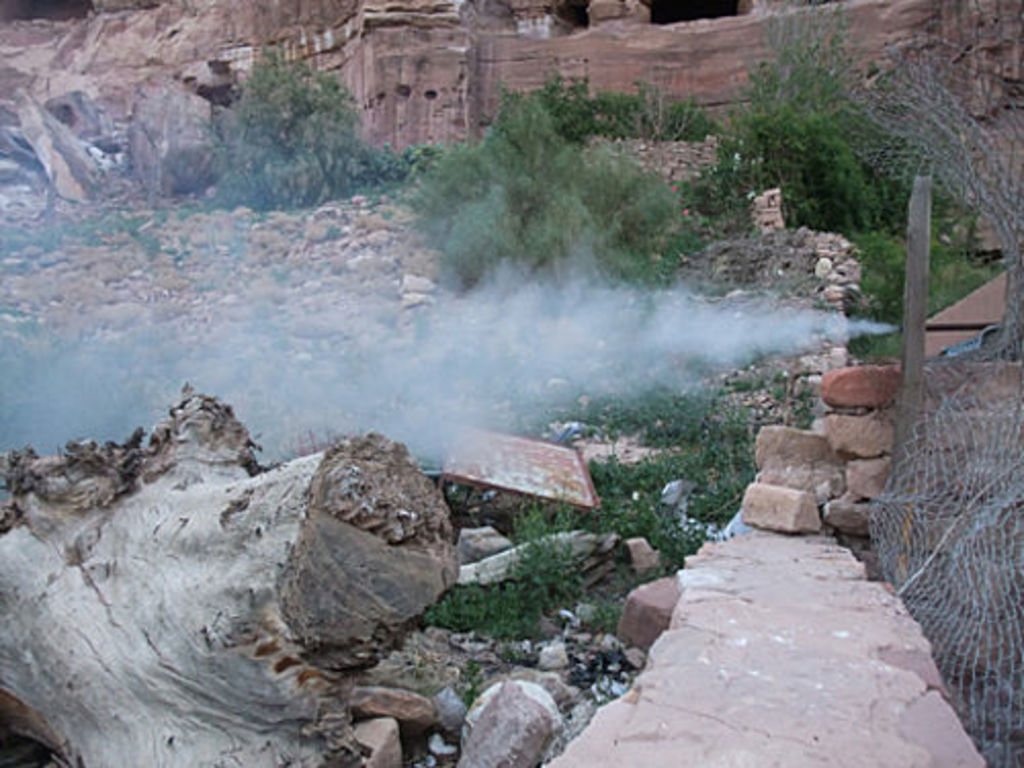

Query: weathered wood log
<box><xmin>0</xmin><ymin>392</ymin><xmax>457</xmax><ymax>767</ymax></box>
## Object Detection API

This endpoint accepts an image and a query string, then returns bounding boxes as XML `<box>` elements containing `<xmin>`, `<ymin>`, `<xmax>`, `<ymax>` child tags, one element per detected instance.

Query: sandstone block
<box><xmin>617</xmin><ymin>576</ymin><xmax>680</xmax><ymax>651</ymax></box>
<box><xmin>754</xmin><ymin>426</ymin><xmax>844</xmax><ymax>504</ymax></box>
<box><xmin>823</xmin><ymin>497</ymin><xmax>871</xmax><ymax>536</ymax></box>
<box><xmin>755</xmin><ymin>426</ymin><xmax>837</xmax><ymax>469</ymax></box>
<box><xmin>624</xmin><ymin>536</ymin><xmax>660</xmax><ymax>575</ymax></box>
<box><xmin>353</xmin><ymin>717</ymin><xmax>402</xmax><ymax>768</ymax></box>
<box><xmin>741</xmin><ymin>483</ymin><xmax>821</xmax><ymax>534</ymax></box>
<box><xmin>846</xmin><ymin>457</ymin><xmax>890</xmax><ymax>500</ymax></box>
<box><xmin>350</xmin><ymin>686</ymin><xmax>438</xmax><ymax>734</ymax></box>
<box><xmin>756</xmin><ymin>465</ymin><xmax>845</xmax><ymax>506</ymax></box>
<box><xmin>822</xmin><ymin>365</ymin><xmax>901</xmax><ymax>408</ymax></box>
<box><xmin>825</xmin><ymin>413</ymin><xmax>894</xmax><ymax>458</ymax></box>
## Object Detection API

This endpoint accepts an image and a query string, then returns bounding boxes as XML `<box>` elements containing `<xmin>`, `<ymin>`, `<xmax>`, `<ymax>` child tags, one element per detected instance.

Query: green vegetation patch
<box><xmin>212</xmin><ymin>51</ymin><xmax>406</xmax><ymax>211</ymax></box>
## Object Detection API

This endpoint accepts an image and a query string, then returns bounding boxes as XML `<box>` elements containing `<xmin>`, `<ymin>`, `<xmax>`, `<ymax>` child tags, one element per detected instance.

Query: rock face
<box><xmin>281</xmin><ymin>433</ymin><xmax>458</xmax><ymax>669</ymax></box>
<box><xmin>15</xmin><ymin>96</ymin><xmax>99</xmax><ymax>202</ymax></box>
<box><xmin>128</xmin><ymin>79</ymin><xmax>214</xmax><ymax>196</ymax></box>
<box><xmin>0</xmin><ymin>0</ymin><xmax>984</xmax><ymax>157</ymax></box>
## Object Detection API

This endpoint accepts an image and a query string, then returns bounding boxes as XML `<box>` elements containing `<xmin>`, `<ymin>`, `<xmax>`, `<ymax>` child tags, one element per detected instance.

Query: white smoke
<box><xmin>0</xmin><ymin>267</ymin><xmax>891</xmax><ymax>463</ymax></box>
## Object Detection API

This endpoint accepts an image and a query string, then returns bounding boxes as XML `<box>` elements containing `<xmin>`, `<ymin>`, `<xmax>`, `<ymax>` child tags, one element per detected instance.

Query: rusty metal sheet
<box><xmin>442</xmin><ymin>428</ymin><xmax>600</xmax><ymax>509</ymax></box>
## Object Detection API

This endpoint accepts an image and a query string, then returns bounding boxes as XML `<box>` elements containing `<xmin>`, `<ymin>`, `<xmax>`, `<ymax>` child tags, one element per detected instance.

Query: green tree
<box><xmin>214</xmin><ymin>52</ymin><xmax>402</xmax><ymax>210</ymax></box>
<box><xmin>692</xmin><ymin>6</ymin><xmax>908</xmax><ymax>235</ymax></box>
<box><xmin>413</xmin><ymin>95</ymin><xmax>679</xmax><ymax>288</ymax></box>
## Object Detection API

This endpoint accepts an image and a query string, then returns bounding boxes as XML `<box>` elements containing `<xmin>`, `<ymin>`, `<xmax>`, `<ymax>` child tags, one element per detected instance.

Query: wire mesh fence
<box><xmin>871</xmin><ymin>360</ymin><xmax>1023</xmax><ymax>767</ymax></box>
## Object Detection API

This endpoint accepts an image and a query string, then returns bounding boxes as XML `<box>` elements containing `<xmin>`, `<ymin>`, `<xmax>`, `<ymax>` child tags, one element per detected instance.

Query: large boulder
<box><xmin>128</xmin><ymin>79</ymin><xmax>214</xmax><ymax>197</ymax></box>
<box><xmin>280</xmin><ymin>433</ymin><xmax>458</xmax><ymax>669</ymax></box>
<box><xmin>459</xmin><ymin>681</ymin><xmax>561</xmax><ymax>768</ymax></box>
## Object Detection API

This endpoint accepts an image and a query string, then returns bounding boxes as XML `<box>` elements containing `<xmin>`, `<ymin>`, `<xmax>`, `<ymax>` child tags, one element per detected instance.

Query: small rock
<box><xmin>598</xmin><ymin>634</ymin><xmax>623</xmax><ymax>652</ymax></box>
<box><xmin>460</xmin><ymin>681</ymin><xmax>561</xmax><ymax>768</ymax></box>
<box><xmin>741</xmin><ymin>483</ymin><xmax>822</xmax><ymax>534</ymax></box>
<box><xmin>538</xmin><ymin>641</ymin><xmax>569</xmax><ymax>671</ymax></box>
<box><xmin>428</xmin><ymin>733</ymin><xmax>458</xmax><ymax>757</ymax></box>
<box><xmin>660</xmin><ymin>478</ymin><xmax>696</xmax><ymax>509</ymax></box>
<box><xmin>624</xmin><ymin>537</ymin><xmax>660</xmax><ymax>575</ymax></box>
<box><xmin>573</xmin><ymin>603</ymin><xmax>596</xmax><ymax>624</ymax></box>
<box><xmin>538</xmin><ymin>616</ymin><xmax>561</xmax><ymax>638</ymax></box>
<box><xmin>814</xmin><ymin>257</ymin><xmax>833</xmax><ymax>279</ymax></box>
<box><xmin>617</xmin><ymin>577</ymin><xmax>681</xmax><ymax>651</ymax></box>
<box><xmin>457</xmin><ymin>526</ymin><xmax>513</xmax><ymax>565</ymax></box>
<box><xmin>823</xmin><ymin>497</ymin><xmax>871</xmax><ymax>536</ymax></box>
<box><xmin>353</xmin><ymin>717</ymin><xmax>402</xmax><ymax>768</ymax></box>
<box><xmin>401</xmin><ymin>273</ymin><xmax>437</xmax><ymax>294</ymax></box>
<box><xmin>624</xmin><ymin>647</ymin><xmax>646</xmax><ymax>670</ymax></box>
<box><xmin>433</xmin><ymin>686</ymin><xmax>468</xmax><ymax>737</ymax></box>
<box><xmin>401</xmin><ymin>291</ymin><xmax>433</xmax><ymax>309</ymax></box>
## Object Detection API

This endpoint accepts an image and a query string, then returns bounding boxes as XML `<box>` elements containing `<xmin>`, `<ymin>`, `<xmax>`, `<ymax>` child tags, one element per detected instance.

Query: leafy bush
<box><xmin>213</xmin><ymin>52</ymin><xmax>405</xmax><ymax>210</ymax></box>
<box><xmin>690</xmin><ymin>8</ymin><xmax>909</xmax><ymax>236</ymax></box>
<box><xmin>513</xmin><ymin>76</ymin><xmax>718</xmax><ymax>144</ymax></box>
<box><xmin>849</xmin><ymin>219</ymin><xmax>1002</xmax><ymax>358</ymax></box>
<box><xmin>565</xmin><ymin>389</ymin><xmax>755</xmax><ymax>567</ymax></box>
<box><xmin>423</xmin><ymin>508</ymin><xmax>583</xmax><ymax>639</ymax></box>
<box><xmin>412</xmin><ymin>96</ymin><xmax>679</xmax><ymax>288</ymax></box>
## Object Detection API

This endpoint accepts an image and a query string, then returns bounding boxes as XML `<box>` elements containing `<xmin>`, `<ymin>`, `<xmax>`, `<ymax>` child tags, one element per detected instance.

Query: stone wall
<box><xmin>740</xmin><ymin>360</ymin><xmax>1023</xmax><ymax>556</ymax></box>
<box><xmin>592</xmin><ymin>136</ymin><xmax>717</xmax><ymax>184</ymax></box>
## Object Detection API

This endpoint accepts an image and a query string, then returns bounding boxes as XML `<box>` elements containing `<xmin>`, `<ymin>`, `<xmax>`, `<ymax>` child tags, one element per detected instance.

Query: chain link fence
<box><xmin>871</xmin><ymin>360</ymin><xmax>1022</xmax><ymax>767</ymax></box>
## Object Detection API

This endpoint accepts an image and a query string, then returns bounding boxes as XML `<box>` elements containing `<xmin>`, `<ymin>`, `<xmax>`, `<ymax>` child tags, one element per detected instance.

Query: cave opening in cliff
<box><xmin>650</xmin><ymin>0</ymin><xmax>738</xmax><ymax>24</ymax></box>
<box><xmin>2</xmin><ymin>0</ymin><xmax>94</xmax><ymax>21</ymax></box>
<box><xmin>556</xmin><ymin>0</ymin><xmax>589</xmax><ymax>29</ymax></box>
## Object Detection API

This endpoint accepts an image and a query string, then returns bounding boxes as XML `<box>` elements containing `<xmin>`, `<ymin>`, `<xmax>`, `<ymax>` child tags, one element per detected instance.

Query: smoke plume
<box><xmin>0</xmin><ymin>268</ymin><xmax>891</xmax><ymax>463</ymax></box>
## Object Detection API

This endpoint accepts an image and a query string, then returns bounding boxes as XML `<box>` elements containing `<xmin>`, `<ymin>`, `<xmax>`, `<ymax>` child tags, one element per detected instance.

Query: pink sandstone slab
<box><xmin>549</xmin><ymin>532</ymin><xmax>983</xmax><ymax>768</ymax></box>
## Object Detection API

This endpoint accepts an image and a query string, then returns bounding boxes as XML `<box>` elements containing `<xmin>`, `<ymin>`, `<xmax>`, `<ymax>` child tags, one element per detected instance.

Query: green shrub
<box><xmin>213</xmin><ymin>52</ymin><xmax>405</xmax><ymax>210</ymax></box>
<box><xmin>412</xmin><ymin>97</ymin><xmax>679</xmax><ymax>288</ymax></box>
<box><xmin>424</xmin><ymin>506</ymin><xmax>583</xmax><ymax>639</ymax></box>
<box><xmin>849</xmin><ymin>219</ymin><xmax>1002</xmax><ymax>358</ymax></box>
<box><xmin>515</xmin><ymin>76</ymin><xmax>718</xmax><ymax>144</ymax></box>
<box><xmin>690</xmin><ymin>7</ymin><xmax>909</xmax><ymax>237</ymax></box>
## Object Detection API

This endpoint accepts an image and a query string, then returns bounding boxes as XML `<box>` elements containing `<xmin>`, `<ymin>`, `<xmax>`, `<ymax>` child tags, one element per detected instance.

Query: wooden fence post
<box><xmin>893</xmin><ymin>175</ymin><xmax>932</xmax><ymax>471</ymax></box>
